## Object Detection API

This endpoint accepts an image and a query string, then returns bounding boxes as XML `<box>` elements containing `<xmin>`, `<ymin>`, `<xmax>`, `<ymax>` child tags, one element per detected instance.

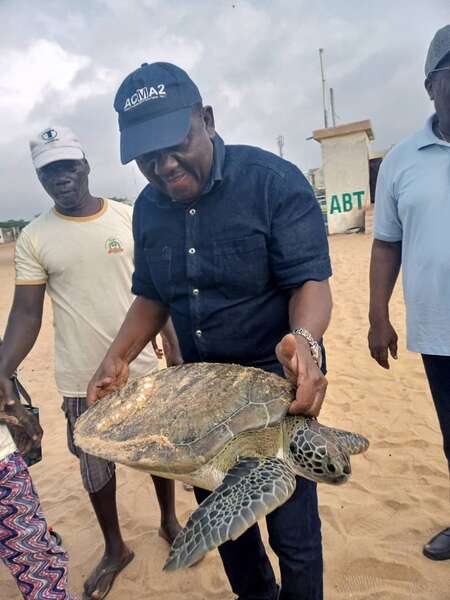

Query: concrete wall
<box><xmin>307</xmin><ymin>167</ymin><xmax>325</xmax><ymax>191</ymax></box>
<box><xmin>0</xmin><ymin>228</ymin><xmax>19</xmax><ymax>243</ymax></box>
<box><xmin>320</xmin><ymin>131</ymin><xmax>371</xmax><ymax>234</ymax></box>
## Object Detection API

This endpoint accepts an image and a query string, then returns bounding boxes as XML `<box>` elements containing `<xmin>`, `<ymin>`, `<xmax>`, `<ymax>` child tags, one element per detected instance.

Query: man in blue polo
<box><xmin>369</xmin><ymin>25</ymin><xmax>450</xmax><ymax>561</ymax></box>
<box><xmin>87</xmin><ymin>62</ymin><xmax>333</xmax><ymax>600</ymax></box>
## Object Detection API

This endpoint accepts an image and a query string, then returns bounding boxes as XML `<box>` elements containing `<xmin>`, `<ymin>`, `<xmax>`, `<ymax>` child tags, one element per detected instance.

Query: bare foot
<box><xmin>83</xmin><ymin>549</ymin><xmax>134</xmax><ymax>599</ymax></box>
<box><xmin>158</xmin><ymin>518</ymin><xmax>182</xmax><ymax>544</ymax></box>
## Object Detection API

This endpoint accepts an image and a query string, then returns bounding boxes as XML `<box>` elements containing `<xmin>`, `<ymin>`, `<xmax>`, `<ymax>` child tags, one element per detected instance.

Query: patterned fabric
<box><xmin>0</xmin><ymin>451</ymin><xmax>77</xmax><ymax>599</ymax></box>
<box><xmin>62</xmin><ymin>397</ymin><xmax>115</xmax><ymax>494</ymax></box>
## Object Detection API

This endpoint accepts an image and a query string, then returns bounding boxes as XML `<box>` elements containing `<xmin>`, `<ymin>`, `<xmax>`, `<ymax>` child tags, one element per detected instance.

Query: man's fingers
<box><xmin>281</xmin><ymin>364</ymin><xmax>297</xmax><ymax>384</ymax></box>
<box><xmin>0</xmin><ymin>412</ymin><xmax>20</xmax><ymax>426</ymax></box>
<box><xmin>95</xmin><ymin>377</ymin><xmax>115</xmax><ymax>396</ymax></box>
<box><xmin>288</xmin><ymin>380</ymin><xmax>326</xmax><ymax>417</ymax></box>
<box><xmin>389</xmin><ymin>339</ymin><xmax>398</xmax><ymax>360</ymax></box>
<box><xmin>87</xmin><ymin>376</ymin><xmax>119</xmax><ymax>406</ymax></box>
<box><xmin>304</xmin><ymin>385</ymin><xmax>327</xmax><ymax>417</ymax></box>
<box><xmin>373</xmin><ymin>347</ymin><xmax>389</xmax><ymax>369</ymax></box>
<box><xmin>151</xmin><ymin>338</ymin><xmax>163</xmax><ymax>359</ymax></box>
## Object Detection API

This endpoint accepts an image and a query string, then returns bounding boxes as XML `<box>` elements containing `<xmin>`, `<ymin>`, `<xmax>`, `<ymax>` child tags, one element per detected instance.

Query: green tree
<box><xmin>0</xmin><ymin>219</ymin><xmax>29</xmax><ymax>229</ymax></box>
<box><xmin>110</xmin><ymin>196</ymin><xmax>133</xmax><ymax>206</ymax></box>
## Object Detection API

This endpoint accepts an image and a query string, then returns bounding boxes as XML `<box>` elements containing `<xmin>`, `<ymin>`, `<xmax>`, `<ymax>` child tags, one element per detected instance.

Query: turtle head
<box><xmin>286</xmin><ymin>417</ymin><xmax>352</xmax><ymax>485</ymax></box>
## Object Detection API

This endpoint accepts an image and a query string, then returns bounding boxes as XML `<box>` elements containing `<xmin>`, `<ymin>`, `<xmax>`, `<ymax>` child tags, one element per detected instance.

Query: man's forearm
<box><xmin>289</xmin><ymin>280</ymin><xmax>332</xmax><ymax>340</ymax></box>
<box><xmin>105</xmin><ymin>296</ymin><xmax>170</xmax><ymax>364</ymax></box>
<box><xmin>0</xmin><ymin>312</ymin><xmax>42</xmax><ymax>377</ymax></box>
<box><xmin>369</xmin><ymin>240</ymin><xmax>402</xmax><ymax>323</ymax></box>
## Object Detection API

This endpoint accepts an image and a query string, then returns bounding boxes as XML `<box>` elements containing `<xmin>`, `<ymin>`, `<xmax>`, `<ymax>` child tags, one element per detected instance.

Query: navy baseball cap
<box><xmin>114</xmin><ymin>62</ymin><xmax>202</xmax><ymax>164</ymax></box>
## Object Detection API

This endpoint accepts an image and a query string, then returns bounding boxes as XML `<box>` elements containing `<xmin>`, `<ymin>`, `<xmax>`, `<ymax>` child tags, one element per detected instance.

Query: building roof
<box><xmin>312</xmin><ymin>119</ymin><xmax>374</xmax><ymax>142</ymax></box>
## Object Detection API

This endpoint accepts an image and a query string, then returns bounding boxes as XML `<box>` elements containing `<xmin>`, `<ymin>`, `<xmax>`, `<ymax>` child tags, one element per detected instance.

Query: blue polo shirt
<box><xmin>374</xmin><ymin>115</ymin><xmax>450</xmax><ymax>355</ymax></box>
<box><xmin>132</xmin><ymin>135</ymin><xmax>331</xmax><ymax>373</ymax></box>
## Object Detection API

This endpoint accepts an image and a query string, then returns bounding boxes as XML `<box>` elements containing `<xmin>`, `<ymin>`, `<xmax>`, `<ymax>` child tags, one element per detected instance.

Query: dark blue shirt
<box><xmin>132</xmin><ymin>135</ymin><xmax>331</xmax><ymax>374</ymax></box>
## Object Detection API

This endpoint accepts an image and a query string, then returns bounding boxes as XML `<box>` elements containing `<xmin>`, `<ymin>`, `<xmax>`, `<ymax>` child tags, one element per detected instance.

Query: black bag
<box><xmin>8</xmin><ymin>376</ymin><xmax>43</xmax><ymax>467</ymax></box>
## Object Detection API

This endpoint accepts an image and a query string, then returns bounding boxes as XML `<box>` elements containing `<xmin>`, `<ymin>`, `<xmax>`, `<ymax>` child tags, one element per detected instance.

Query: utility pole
<box><xmin>318</xmin><ymin>48</ymin><xmax>329</xmax><ymax>129</ymax></box>
<box><xmin>330</xmin><ymin>87</ymin><xmax>336</xmax><ymax>127</ymax></box>
<box><xmin>276</xmin><ymin>134</ymin><xmax>284</xmax><ymax>158</ymax></box>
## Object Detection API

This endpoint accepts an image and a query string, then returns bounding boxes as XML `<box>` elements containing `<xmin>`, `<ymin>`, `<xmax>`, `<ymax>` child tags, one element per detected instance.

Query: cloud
<box><xmin>0</xmin><ymin>38</ymin><xmax>117</xmax><ymax>145</ymax></box>
<box><xmin>0</xmin><ymin>0</ymin><xmax>447</xmax><ymax>219</ymax></box>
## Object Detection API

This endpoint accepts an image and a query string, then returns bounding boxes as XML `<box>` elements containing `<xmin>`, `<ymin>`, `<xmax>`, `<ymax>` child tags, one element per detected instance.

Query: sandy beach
<box><xmin>0</xmin><ymin>233</ymin><xmax>449</xmax><ymax>600</ymax></box>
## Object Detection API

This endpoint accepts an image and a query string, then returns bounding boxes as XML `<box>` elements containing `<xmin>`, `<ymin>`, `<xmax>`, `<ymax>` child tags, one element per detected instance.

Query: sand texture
<box><xmin>0</xmin><ymin>234</ymin><xmax>448</xmax><ymax>599</ymax></box>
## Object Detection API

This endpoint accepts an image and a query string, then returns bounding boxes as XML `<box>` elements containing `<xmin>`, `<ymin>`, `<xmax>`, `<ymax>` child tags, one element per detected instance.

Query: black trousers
<box><xmin>422</xmin><ymin>354</ymin><xmax>450</xmax><ymax>472</ymax></box>
<box><xmin>194</xmin><ymin>476</ymin><xmax>323</xmax><ymax>600</ymax></box>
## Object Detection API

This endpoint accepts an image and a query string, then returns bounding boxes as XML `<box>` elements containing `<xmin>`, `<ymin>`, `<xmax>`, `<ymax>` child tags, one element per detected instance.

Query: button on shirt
<box><xmin>374</xmin><ymin>115</ymin><xmax>450</xmax><ymax>355</ymax></box>
<box><xmin>132</xmin><ymin>135</ymin><xmax>331</xmax><ymax>373</ymax></box>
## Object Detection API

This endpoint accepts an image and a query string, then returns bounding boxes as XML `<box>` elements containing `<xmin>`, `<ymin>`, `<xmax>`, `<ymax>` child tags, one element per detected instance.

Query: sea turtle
<box><xmin>75</xmin><ymin>362</ymin><xmax>368</xmax><ymax>570</ymax></box>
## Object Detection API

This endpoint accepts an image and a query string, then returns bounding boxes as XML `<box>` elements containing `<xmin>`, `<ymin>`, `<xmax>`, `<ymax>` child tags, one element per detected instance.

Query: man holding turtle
<box><xmin>88</xmin><ymin>62</ymin><xmax>333</xmax><ymax>600</ymax></box>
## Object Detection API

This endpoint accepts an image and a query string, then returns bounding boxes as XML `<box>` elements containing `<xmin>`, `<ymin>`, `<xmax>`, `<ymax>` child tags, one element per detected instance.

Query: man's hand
<box><xmin>368</xmin><ymin>318</ymin><xmax>398</xmax><ymax>369</ymax></box>
<box><xmin>151</xmin><ymin>337</ymin><xmax>164</xmax><ymax>360</ymax></box>
<box><xmin>161</xmin><ymin>332</ymin><xmax>183</xmax><ymax>367</ymax></box>
<box><xmin>276</xmin><ymin>333</ymin><xmax>327</xmax><ymax>417</ymax></box>
<box><xmin>0</xmin><ymin>375</ymin><xmax>43</xmax><ymax>451</ymax></box>
<box><xmin>86</xmin><ymin>356</ymin><xmax>129</xmax><ymax>407</ymax></box>
<box><xmin>0</xmin><ymin>375</ymin><xmax>15</xmax><ymax>413</ymax></box>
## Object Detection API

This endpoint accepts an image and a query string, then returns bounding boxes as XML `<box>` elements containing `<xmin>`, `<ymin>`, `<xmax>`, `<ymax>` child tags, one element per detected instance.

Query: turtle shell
<box><xmin>75</xmin><ymin>362</ymin><xmax>294</xmax><ymax>473</ymax></box>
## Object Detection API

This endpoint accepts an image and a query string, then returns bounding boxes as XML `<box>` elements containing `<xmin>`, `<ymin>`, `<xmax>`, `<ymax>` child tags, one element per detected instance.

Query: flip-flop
<box><xmin>82</xmin><ymin>551</ymin><xmax>135</xmax><ymax>600</ymax></box>
<box><xmin>49</xmin><ymin>528</ymin><xmax>62</xmax><ymax>546</ymax></box>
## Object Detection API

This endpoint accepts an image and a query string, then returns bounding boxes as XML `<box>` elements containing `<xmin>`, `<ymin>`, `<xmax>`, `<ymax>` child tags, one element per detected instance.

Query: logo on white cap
<box><xmin>41</xmin><ymin>128</ymin><xmax>58</xmax><ymax>143</ymax></box>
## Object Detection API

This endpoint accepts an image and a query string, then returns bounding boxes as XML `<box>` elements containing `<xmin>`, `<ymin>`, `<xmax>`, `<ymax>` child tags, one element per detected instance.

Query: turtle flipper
<box><xmin>329</xmin><ymin>428</ymin><xmax>369</xmax><ymax>455</ymax></box>
<box><xmin>163</xmin><ymin>457</ymin><xmax>296</xmax><ymax>571</ymax></box>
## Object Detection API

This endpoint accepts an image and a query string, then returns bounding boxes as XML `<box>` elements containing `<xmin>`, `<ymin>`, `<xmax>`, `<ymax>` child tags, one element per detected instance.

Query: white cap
<box><xmin>29</xmin><ymin>126</ymin><xmax>84</xmax><ymax>169</ymax></box>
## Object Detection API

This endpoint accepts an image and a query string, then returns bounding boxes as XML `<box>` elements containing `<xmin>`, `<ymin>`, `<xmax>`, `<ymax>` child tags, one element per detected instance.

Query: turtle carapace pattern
<box><xmin>75</xmin><ymin>363</ymin><xmax>369</xmax><ymax>570</ymax></box>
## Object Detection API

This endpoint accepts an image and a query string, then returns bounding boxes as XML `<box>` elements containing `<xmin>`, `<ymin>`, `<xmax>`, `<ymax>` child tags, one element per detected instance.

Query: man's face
<box><xmin>135</xmin><ymin>105</ymin><xmax>215</xmax><ymax>202</ymax></box>
<box><xmin>37</xmin><ymin>159</ymin><xmax>90</xmax><ymax>211</ymax></box>
<box><xmin>426</xmin><ymin>53</ymin><xmax>450</xmax><ymax>122</ymax></box>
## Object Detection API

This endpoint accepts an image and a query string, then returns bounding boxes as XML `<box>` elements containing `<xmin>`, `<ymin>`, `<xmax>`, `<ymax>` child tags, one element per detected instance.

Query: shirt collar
<box><xmin>200</xmin><ymin>133</ymin><xmax>225</xmax><ymax>196</ymax></box>
<box><xmin>417</xmin><ymin>114</ymin><xmax>450</xmax><ymax>150</ymax></box>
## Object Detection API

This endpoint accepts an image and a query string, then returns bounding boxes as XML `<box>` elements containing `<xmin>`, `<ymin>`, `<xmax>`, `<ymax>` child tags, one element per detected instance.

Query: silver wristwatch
<box><xmin>291</xmin><ymin>327</ymin><xmax>322</xmax><ymax>368</ymax></box>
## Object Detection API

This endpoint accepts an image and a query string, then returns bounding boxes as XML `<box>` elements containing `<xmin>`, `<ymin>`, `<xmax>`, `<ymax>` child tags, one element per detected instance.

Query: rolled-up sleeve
<box><xmin>268</xmin><ymin>166</ymin><xmax>332</xmax><ymax>288</ymax></box>
<box><xmin>131</xmin><ymin>199</ymin><xmax>163</xmax><ymax>302</ymax></box>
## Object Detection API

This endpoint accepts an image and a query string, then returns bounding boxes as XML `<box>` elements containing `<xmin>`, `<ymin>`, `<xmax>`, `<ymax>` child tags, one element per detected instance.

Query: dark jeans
<box><xmin>194</xmin><ymin>476</ymin><xmax>323</xmax><ymax>600</ymax></box>
<box><xmin>422</xmin><ymin>354</ymin><xmax>450</xmax><ymax>472</ymax></box>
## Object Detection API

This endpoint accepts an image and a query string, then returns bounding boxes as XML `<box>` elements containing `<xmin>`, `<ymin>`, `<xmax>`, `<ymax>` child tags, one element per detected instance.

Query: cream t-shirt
<box><xmin>0</xmin><ymin>424</ymin><xmax>16</xmax><ymax>462</ymax></box>
<box><xmin>15</xmin><ymin>199</ymin><xmax>158</xmax><ymax>396</ymax></box>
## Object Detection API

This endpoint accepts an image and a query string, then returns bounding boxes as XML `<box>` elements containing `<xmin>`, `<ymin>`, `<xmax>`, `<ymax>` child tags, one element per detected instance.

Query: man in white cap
<box><xmin>369</xmin><ymin>25</ymin><xmax>450</xmax><ymax>561</ymax></box>
<box><xmin>0</xmin><ymin>126</ymin><xmax>183</xmax><ymax>599</ymax></box>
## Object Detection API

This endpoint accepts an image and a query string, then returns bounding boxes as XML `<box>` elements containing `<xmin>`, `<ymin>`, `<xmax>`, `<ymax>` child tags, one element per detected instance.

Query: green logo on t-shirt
<box><xmin>105</xmin><ymin>238</ymin><xmax>124</xmax><ymax>254</ymax></box>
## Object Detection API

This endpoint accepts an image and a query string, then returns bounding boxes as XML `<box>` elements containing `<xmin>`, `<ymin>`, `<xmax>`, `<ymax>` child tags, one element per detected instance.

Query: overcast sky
<box><xmin>0</xmin><ymin>0</ymin><xmax>448</xmax><ymax>220</ymax></box>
